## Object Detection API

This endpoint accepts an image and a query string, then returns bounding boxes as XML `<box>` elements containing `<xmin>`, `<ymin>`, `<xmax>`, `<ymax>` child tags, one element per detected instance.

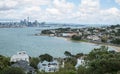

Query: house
<box><xmin>78</xmin><ymin>32</ymin><xmax>83</xmax><ymax>36</ymax></box>
<box><xmin>62</xmin><ymin>32</ymin><xmax>78</xmax><ymax>38</ymax></box>
<box><xmin>87</xmin><ymin>35</ymin><xmax>100</xmax><ymax>41</ymax></box>
<box><xmin>11</xmin><ymin>60</ymin><xmax>35</xmax><ymax>74</ymax></box>
<box><xmin>10</xmin><ymin>51</ymin><xmax>29</xmax><ymax>63</ymax></box>
<box><xmin>37</xmin><ymin>60</ymin><xmax>59</xmax><ymax>72</ymax></box>
<box><xmin>49</xmin><ymin>34</ymin><xmax>55</xmax><ymax>37</ymax></box>
<box><xmin>75</xmin><ymin>58</ymin><xmax>85</xmax><ymax>69</ymax></box>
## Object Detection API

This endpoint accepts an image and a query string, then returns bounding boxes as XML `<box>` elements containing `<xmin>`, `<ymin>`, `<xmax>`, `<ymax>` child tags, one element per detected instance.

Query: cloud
<box><xmin>0</xmin><ymin>0</ymin><xmax>120</xmax><ymax>24</ymax></box>
<box><xmin>0</xmin><ymin>0</ymin><xmax>51</xmax><ymax>11</ymax></box>
<box><xmin>71</xmin><ymin>0</ymin><xmax>120</xmax><ymax>24</ymax></box>
<box><xmin>53</xmin><ymin>0</ymin><xmax>74</xmax><ymax>13</ymax></box>
<box><xmin>0</xmin><ymin>0</ymin><xmax>51</xmax><ymax>20</ymax></box>
<box><xmin>71</xmin><ymin>0</ymin><xmax>100</xmax><ymax>23</ymax></box>
<box><xmin>0</xmin><ymin>0</ymin><xmax>18</xmax><ymax>11</ymax></box>
<box><xmin>100</xmin><ymin>7</ymin><xmax>120</xmax><ymax>24</ymax></box>
<box><xmin>18</xmin><ymin>0</ymin><xmax>51</xmax><ymax>7</ymax></box>
<box><xmin>43</xmin><ymin>0</ymin><xmax>75</xmax><ymax>21</ymax></box>
<box><xmin>115</xmin><ymin>0</ymin><xmax>120</xmax><ymax>5</ymax></box>
<box><xmin>79</xmin><ymin>0</ymin><xmax>100</xmax><ymax>13</ymax></box>
<box><xmin>46</xmin><ymin>8</ymin><xmax>61</xmax><ymax>15</ymax></box>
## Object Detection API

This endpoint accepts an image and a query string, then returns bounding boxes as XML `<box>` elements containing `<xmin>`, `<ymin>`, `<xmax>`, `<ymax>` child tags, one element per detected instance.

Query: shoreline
<box><xmin>61</xmin><ymin>37</ymin><xmax>120</xmax><ymax>52</ymax></box>
<box><xmin>86</xmin><ymin>42</ymin><xmax>120</xmax><ymax>52</ymax></box>
<box><xmin>35</xmin><ymin>34</ymin><xmax>120</xmax><ymax>52</ymax></box>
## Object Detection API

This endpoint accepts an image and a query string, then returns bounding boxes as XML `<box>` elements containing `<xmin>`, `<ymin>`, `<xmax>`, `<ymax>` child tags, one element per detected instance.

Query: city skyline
<box><xmin>0</xmin><ymin>0</ymin><xmax>120</xmax><ymax>24</ymax></box>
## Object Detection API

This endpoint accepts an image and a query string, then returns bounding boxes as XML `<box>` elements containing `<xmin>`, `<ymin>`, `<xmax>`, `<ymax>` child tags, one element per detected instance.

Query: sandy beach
<box><xmin>39</xmin><ymin>35</ymin><xmax>120</xmax><ymax>52</ymax></box>
<box><xmin>64</xmin><ymin>37</ymin><xmax>120</xmax><ymax>52</ymax></box>
<box><xmin>109</xmin><ymin>45</ymin><xmax>120</xmax><ymax>52</ymax></box>
<box><xmin>87</xmin><ymin>42</ymin><xmax>120</xmax><ymax>52</ymax></box>
<box><xmin>84</xmin><ymin>42</ymin><xmax>120</xmax><ymax>52</ymax></box>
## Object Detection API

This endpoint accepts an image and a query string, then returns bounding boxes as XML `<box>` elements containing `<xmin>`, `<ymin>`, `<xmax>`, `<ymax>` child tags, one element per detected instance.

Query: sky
<box><xmin>0</xmin><ymin>0</ymin><xmax>120</xmax><ymax>24</ymax></box>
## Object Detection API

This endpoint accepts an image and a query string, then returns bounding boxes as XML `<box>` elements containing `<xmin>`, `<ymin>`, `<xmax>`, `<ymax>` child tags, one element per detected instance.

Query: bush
<box><xmin>111</xmin><ymin>38</ymin><xmax>120</xmax><ymax>44</ymax></box>
<box><xmin>30</xmin><ymin>57</ymin><xmax>40</xmax><ymax>69</ymax></box>
<box><xmin>1</xmin><ymin>67</ymin><xmax>25</xmax><ymax>74</ymax></box>
<box><xmin>39</xmin><ymin>54</ymin><xmax>53</xmax><ymax>62</ymax></box>
<box><xmin>71</xmin><ymin>35</ymin><xmax>82</xmax><ymax>40</ymax></box>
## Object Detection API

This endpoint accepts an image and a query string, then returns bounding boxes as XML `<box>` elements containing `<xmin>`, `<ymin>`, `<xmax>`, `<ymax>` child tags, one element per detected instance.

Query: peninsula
<box><xmin>36</xmin><ymin>24</ymin><xmax>120</xmax><ymax>51</ymax></box>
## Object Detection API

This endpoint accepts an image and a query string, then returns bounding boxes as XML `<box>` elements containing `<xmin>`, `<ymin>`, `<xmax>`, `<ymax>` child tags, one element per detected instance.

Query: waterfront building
<box><xmin>37</xmin><ymin>60</ymin><xmax>59</xmax><ymax>72</ymax></box>
<box><xmin>10</xmin><ymin>51</ymin><xmax>29</xmax><ymax>63</ymax></box>
<box><xmin>75</xmin><ymin>57</ymin><xmax>85</xmax><ymax>69</ymax></box>
<box><xmin>62</xmin><ymin>32</ymin><xmax>78</xmax><ymax>38</ymax></box>
<box><xmin>87</xmin><ymin>35</ymin><xmax>100</xmax><ymax>41</ymax></box>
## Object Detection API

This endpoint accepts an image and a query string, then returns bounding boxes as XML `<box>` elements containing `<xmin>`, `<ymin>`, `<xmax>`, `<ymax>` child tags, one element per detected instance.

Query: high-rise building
<box><xmin>27</xmin><ymin>17</ymin><xmax>29</xmax><ymax>22</ymax></box>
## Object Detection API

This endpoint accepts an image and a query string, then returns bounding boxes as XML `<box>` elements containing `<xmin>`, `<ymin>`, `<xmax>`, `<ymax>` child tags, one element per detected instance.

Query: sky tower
<box><xmin>27</xmin><ymin>17</ymin><xmax>29</xmax><ymax>22</ymax></box>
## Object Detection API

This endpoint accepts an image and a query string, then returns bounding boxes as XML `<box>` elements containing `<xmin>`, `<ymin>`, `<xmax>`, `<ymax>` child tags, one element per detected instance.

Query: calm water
<box><xmin>0</xmin><ymin>27</ymin><xmax>115</xmax><ymax>57</ymax></box>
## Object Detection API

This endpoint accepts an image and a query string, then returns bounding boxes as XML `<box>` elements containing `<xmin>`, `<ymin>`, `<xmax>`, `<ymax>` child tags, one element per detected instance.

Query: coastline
<box><xmin>79</xmin><ymin>41</ymin><xmax>120</xmax><ymax>52</ymax></box>
<box><xmin>62</xmin><ymin>37</ymin><xmax>120</xmax><ymax>52</ymax></box>
<box><xmin>36</xmin><ymin>34</ymin><xmax>120</xmax><ymax>52</ymax></box>
<box><xmin>109</xmin><ymin>45</ymin><xmax>120</xmax><ymax>52</ymax></box>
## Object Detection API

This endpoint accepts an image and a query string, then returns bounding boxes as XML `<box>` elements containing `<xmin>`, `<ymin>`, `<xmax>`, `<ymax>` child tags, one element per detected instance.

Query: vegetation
<box><xmin>0</xmin><ymin>55</ymin><xmax>10</xmax><ymax>70</ymax></box>
<box><xmin>36</xmin><ymin>46</ymin><xmax>120</xmax><ymax>74</ymax></box>
<box><xmin>30</xmin><ymin>57</ymin><xmax>40</xmax><ymax>69</ymax></box>
<box><xmin>41</xmin><ymin>30</ymin><xmax>54</xmax><ymax>34</ymax></box>
<box><xmin>64</xmin><ymin>51</ymin><xmax>72</xmax><ymax>57</ymax></box>
<box><xmin>111</xmin><ymin>38</ymin><xmax>120</xmax><ymax>44</ymax></box>
<box><xmin>1</xmin><ymin>46</ymin><xmax>120</xmax><ymax>74</ymax></box>
<box><xmin>1</xmin><ymin>67</ymin><xmax>25</xmax><ymax>74</ymax></box>
<box><xmin>71</xmin><ymin>35</ymin><xmax>82</xmax><ymax>41</ymax></box>
<box><xmin>39</xmin><ymin>54</ymin><xmax>53</xmax><ymax>62</ymax></box>
<box><xmin>40</xmin><ymin>24</ymin><xmax>120</xmax><ymax>46</ymax></box>
<box><xmin>101</xmin><ymin>36</ymin><xmax>108</xmax><ymax>43</ymax></box>
<box><xmin>77</xmin><ymin>46</ymin><xmax>120</xmax><ymax>74</ymax></box>
<box><xmin>74</xmin><ymin>53</ymin><xmax>84</xmax><ymax>58</ymax></box>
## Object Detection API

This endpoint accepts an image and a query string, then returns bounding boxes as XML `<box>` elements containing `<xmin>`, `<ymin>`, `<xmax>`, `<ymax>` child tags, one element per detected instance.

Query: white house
<box><xmin>37</xmin><ymin>60</ymin><xmax>59</xmax><ymax>72</ymax></box>
<box><xmin>10</xmin><ymin>51</ymin><xmax>29</xmax><ymax>63</ymax></box>
<box><xmin>62</xmin><ymin>33</ymin><xmax>78</xmax><ymax>37</ymax></box>
<box><xmin>87</xmin><ymin>35</ymin><xmax>100</xmax><ymax>41</ymax></box>
<box><xmin>75</xmin><ymin>58</ymin><xmax>85</xmax><ymax>69</ymax></box>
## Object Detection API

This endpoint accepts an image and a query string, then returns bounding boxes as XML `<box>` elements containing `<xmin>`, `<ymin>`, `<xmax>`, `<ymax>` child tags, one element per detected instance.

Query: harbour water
<box><xmin>0</xmin><ymin>27</ymin><xmax>115</xmax><ymax>57</ymax></box>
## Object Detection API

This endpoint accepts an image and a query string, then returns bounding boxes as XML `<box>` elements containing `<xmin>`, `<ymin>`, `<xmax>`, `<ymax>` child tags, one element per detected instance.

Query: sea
<box><xmin>0</xmin><ymin>25</ymin><xmax>115</xmax><ymax>57</ymax></box>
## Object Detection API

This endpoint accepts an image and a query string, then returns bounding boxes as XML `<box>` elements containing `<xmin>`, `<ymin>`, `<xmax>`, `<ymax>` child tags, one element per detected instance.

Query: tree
<box><xmin>111</xmin><ymin>38</ymin><xmax>120</xmax><ymax>44</ymax></box>
<box><xmin>87</xmin><ymin>46</ymin><xmax>108</xmax><ymax>60</ymax></box>
<box><xmin>64</xmin><ymin>63</ymin><xmax>76</xmax><ymax>71</ymax></box>
<box><xmin>30</xmin><ymin>57</ymin><xmax>40</xmax><ymax>69</ymax></box>
<box><xmin>65</xmin><ymin>57</ymin><xmax>77</xmax><ymax>66</ymax></box>
<box><xmin>101</xmin><ymin>36</ymin><xmax>108</xmax><ymax>43</ymax></box>
<box><xmin>41</xmin><ymin>30</ymin><xmax>54</xmax><ymax>34</ymax></box>
<box><xmin>1</xmin><ymin>67</ymin><xmax>25</xmax><ymax>74</ymax></box>
<box><xmin>39</xmin><ymin>54</ymin><xmax>53</xmax><ymax>62</ymax></box>
<box><xmin>77</xmin><ymin>66</ymin><xmax>86</xmax><ymax>74</ymax></box>
<box><xmin>85</xmin><ymin>46</ymin><xmax>120</xmax><ymax>74</ymax></box>
<box><xmin>71</xmin><ymin>35</ymin><xmax>82</xmax><ymax>41</ymax></box>
<box><xmin>74</xmin><ymin>53</ymin><xmax>84</xmax><ymax>58</ymax></box>
<box><xmin>0</xmin><ymin>55</ymin><xmax>10</xmax><ymax>70</ymax></box>
<box><xmin>64</xmin><ymin>51</ymin><xmax>72</xmax><ymax>57</ymax></box>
